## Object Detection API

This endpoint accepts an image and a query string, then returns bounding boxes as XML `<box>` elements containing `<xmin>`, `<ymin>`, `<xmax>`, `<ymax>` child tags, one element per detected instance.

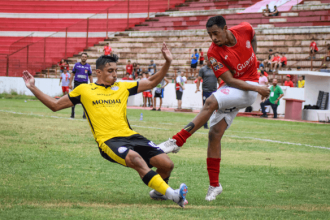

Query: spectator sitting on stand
<box><xmin>122</xmin><ymin>73</ymin><xmax>133</xmax><ymax>80</ymax></box>
<box><xmin>280</xmin><ymin>53</ymin><xmax>287</xmax><ymax>70</ymax></box>
<box><xmin>263</xmin><ymin>49</ymin><xmax>274</xmax><ymax>71</ymax></box>
<box><xmin>284</xmin><ymin>74</ymin><xmax>294</xmax><ymax>87</ymax></box>
<box><xmin>270</xmin><ymin>5</ymin><xmax>279</xmax><ymax>16</ymax></box>
<box><xmin>134</xmin><ymin>63</ymin><xmax>142</xmax><ymax>79</ymax></box>
<box><xmin>59</xmin><ymin>59</ymin><xmax>69</xmax><ymax>73</ymax></box>
<box><xmin>152</xmin><ymin>77</ymin><xmax>169</xmax><ymax>111</ymax></box>
<box><xmin>262</xmin><ymin>4</ymin><xmax>271</xmax><ymax>16</ymax></box>
<box><xmin>260</xmin><ymin>78</ymin><xmax>284</xmax><ymax>118</ymax></box>
<box><xmin>270</xmin><ymin>52</ymin><xmax>281</xmax><ymax>72</ymax></box>
<box><xmin>309</xmin><ymin>37</ymin><xmax>318</xmax><ymax>59</ymax></box>
<box><xmin>298</xmin><ymin>75</ymin><xmax>305</xmax><ymax>88</ymax></box>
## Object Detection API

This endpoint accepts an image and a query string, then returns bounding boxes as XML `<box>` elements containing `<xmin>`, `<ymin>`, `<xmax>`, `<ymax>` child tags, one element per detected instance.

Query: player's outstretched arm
<box><xmin>220</xmin><ymin>71</ymin><xmax>270</xmax><ymax>97</ymax></box>
<box><xmin>23</xmin><ymin>70</ymin><xmax>73</xmax><ymax>112</ymax></box>
<box><xmin>137</xmin><ymin>42</ymin><xmax>173</xmax><ymax>93</ymax></box>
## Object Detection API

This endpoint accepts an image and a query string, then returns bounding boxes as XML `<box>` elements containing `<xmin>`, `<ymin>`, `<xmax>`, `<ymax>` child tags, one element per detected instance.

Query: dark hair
<box><xmin>194</xmin><ymin>49</ymin><xmax>197</xmax><ymax>51</ymax></box>
<box><xmin>260</xmin><ymin>70</ymin><xmax>264</xmax><ymax>75</ymax></box>
<box><xmin>206</xmin><ymin>16</ymin><xmax>226</xmax><ymax>29</ymax></box>
<box><xmin>199</xmin><ymin>48</ymin><xmax>202</xmax><ymax>51</ymax></box>
<box><xmin>81</xmin><ymin>52</ymin><xmax>88</xmax><ymax>57</ymax></box>
<box><xmin>96</xmin><ymin>54</ymin><xmax>118</xmax><ymax>70</ymax></box>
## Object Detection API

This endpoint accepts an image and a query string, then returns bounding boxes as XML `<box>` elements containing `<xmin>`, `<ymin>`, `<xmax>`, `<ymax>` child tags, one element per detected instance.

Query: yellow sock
<box><xmin>142</xmin><ymin>170</ymin><xmax>169</xmax><ymax>195</ymax></box>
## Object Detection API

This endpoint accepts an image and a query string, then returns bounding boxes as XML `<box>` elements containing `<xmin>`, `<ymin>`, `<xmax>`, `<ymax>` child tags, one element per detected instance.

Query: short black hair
<box><xmin>260</xmin><ymin>70</ymin><xmax>264</xmax><ymax>75</ymax></box>
<box><xmin>206</xmin><ymin>16</ymin><xmax>226</xmax><ymax>29</ymax></box>
<box><xmin>81</xmin><ymin>52</ymin><xmax>88</xmax><ymax>57</ymax></box>
<box><xmin>96</xmin><ymin>54</ymin><xmax>118</xmax><ymax>70</ymax></box>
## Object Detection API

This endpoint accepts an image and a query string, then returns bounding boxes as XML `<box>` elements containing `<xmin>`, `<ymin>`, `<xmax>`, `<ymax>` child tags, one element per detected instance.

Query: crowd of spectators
<box><xmin>57</xmin><ymin>36</ymin><xmax>329</xmax><ymax>116</ymax></box>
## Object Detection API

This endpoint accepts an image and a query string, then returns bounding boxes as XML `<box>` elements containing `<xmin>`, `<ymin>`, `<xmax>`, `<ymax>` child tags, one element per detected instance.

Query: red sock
<box><xmin>172</xmin><ymin>129</ymin><xmax>191</xmax><ymax>147</ymax></box>
<box><xmin>207</xmin><ymin>158</ymin><xmax>221</xmax><ymax>187</ymax></box>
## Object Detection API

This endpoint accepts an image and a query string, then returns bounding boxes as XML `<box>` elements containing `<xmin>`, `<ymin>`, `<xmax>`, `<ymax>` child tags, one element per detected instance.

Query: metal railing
<box><xmin>0</xmin><ymin>0</ymin><xmax>180</xmax><ymax>77</ymax></box>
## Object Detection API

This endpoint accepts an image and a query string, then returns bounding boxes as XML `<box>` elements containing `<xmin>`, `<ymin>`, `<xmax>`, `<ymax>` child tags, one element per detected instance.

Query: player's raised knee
<box><xmin>204</xmin><ymin>95</ymin><xmax>218</xmax><ymax>111</ymax></box>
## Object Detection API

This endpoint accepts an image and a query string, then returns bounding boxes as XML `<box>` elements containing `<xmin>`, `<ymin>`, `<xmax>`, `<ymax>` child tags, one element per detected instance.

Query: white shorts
<box><xmin>209</xmin><ymin>81</ymin><xmax>258</xmax><ymax>129</ymax></box>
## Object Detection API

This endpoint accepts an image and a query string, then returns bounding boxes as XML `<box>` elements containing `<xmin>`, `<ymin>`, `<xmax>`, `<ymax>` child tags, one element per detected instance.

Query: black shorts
<box><xmin>200</xmin><ymin>60</ymin><xmax>204</xmax><ymax>65</ymax></box>
<box><xmin>281</xmin><ymin>62</ymin><xmax>286</xmax><ymax>67</ymax></box>
<box><xmin>176</xmin><ymin>90</ymin><xmax>183</xmax><ymax>100</ymax></box>
<box><xmin>98</xmin><ymin>134</ymin><xmax>164</xmax><ymax>168</ymax></box>
<box><xmin>154</xmin><ymin>91</ymin><xmax>162</xmax><ymax>98</ymax></box>
<box><xmin>191</xmin><ymin>63</ymin><xmax>197</xmax><ymax>69</ymax></box>
<box><xmin>311</xmin><ymin>49</ymin><xmax>317</xmax><ymax>53</ymax></box>
<box><xmin>74</xmin><ymin>81</ymin><xmax>87</xmax><ymax>88</ymax></box>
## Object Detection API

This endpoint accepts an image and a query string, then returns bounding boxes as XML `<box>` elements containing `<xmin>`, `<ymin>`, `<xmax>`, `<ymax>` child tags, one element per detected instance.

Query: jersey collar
<box><xmin>95</xmin><ymin>82</ymin><xmax>114</xmax><ymax>88</ymax></box>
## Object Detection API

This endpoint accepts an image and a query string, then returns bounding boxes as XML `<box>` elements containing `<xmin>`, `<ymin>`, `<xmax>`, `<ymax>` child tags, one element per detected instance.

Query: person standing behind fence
<box><xmin>59</xmin><ymin>68</ymin><xmax>71</xmax><ymax>96</ymax></box>
<box><xmin>69</xmin><ymin>53</ymin><xmax>93</xmax><ymax>119</ymax></box>
<box><xmin>195</xmin><ymin>56</ymin><xmax>221</xmax><ymax>129</ymax></box>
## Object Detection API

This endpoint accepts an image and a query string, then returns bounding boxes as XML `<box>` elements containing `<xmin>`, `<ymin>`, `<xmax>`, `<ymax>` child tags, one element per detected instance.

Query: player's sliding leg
<box><xmin>158</xmin><ymin>95</ymin><xmax>219</xmax><ymax>153</ymax></box>
<box><xmin>205</xmin><ymin>119</ymin><xmax>226</xmax><ymax>201</ymax></box>
<box><xmin>125</xmin><ymin>150</ymin><xmax>188</xmax><ymax>207</ymax></box>
<box><xmin>148</xmin><ymin>154</ymin><xmax>173</xmax><ymax>200</ymax></box>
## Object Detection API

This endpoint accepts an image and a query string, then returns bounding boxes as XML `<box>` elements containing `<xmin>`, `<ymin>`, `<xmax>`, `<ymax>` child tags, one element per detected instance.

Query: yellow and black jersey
<box><xmin>68</xmin><ymin>81</ymin><xmax>139</xmax><ymax>145</ymax></box>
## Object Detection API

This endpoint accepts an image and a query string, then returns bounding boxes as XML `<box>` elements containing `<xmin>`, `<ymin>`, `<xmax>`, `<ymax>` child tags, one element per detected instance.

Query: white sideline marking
<box><xmin>1</xmin><ymin>109</ymin><xmax>329</xmax><ymax>150</ymax></box>
<box><xmin>195</xmin><ymin>133</ymin><xmax>330</xmax><ymax>150</ymax></box>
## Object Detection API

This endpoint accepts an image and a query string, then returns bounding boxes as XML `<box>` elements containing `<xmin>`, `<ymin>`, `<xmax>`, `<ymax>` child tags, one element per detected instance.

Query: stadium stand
<box><xmin>0</xmin><ymin>0</ymin><xmax>185</xmax><ymax>76</ymax></box>
<box><xmin>1</xmin><ymin>0</ymin><xmax>330</xmax><ymax>80</ymax></box>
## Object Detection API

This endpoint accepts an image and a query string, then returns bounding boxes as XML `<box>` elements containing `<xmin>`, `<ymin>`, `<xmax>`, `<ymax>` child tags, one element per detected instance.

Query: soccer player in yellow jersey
<box><xmin>22</xmin><ymin>42</ymin><xmax>188</xmax><ymax>208</ymax></box>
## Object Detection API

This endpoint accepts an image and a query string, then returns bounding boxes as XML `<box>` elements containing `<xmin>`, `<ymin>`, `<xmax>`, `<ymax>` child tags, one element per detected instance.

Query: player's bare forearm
<box><xmin>251</xmin><ymin>35</ymin><xmax>257</xmax><ymax>54</ymax></box>
<box><xmin>29</xmin><ymin>85</ymin><xmax>73</xmax><ymax>111</ymax></box>
<box><xmin>89</xmin><ymin>75</ymin><xmax>93</xmax><ymax>83</ymax></box>
<box><xmin>139</xmin><ymin>61</ymin><xmax>171</xmax><ymax>92</ymax></box>
<box><xmin>23</xmin><ymin>70</ymin><xmax>73</xmax><ymax>111</ymax></box>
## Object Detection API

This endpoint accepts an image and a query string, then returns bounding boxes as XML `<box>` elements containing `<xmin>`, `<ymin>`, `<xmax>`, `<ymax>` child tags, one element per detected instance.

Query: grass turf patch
<box><xmin>0</xmin><ymin>99</ymin><xmax>330</xmax><ymax>219</ymax></box>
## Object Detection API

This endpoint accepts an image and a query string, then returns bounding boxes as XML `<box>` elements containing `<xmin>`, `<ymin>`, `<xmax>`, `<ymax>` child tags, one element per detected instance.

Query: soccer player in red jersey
<box><xmin>158</xmin><ymin>16</ymin><xmax>270</xmax><ymax>201</ymax></box>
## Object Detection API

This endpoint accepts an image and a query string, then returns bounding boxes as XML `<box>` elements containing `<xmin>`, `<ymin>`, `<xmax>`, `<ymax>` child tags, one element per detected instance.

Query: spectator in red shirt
<box><xmin>309</xmin><ymin>37</ymin><xmax>318</xmax><ymax>59</ymax></box>
<box><xmin>262</xmin><ymin>49</ymin><xmax>274</xmax><ymax>71</ymax></box>
<box><xmin>122</xmin><ymin>73</ymin><xmax>133</xmax><ymax>80</ymax></box>
<box><xmin>199</xmin><ymin>48</ymin><xmax>204</xmax><ymax>66</ymax></box>
<box><xmin>270</xmin><ymin>52</ymin><xmax>281</xmax><ymax>72</ymax></box>
<box><xmin>284</xmin><ymin>75</ymin><xmax>294</xmax><ymax>87</ymax></box>
<box><xmin>103</xmin><ymin>42</ymin><xmax>113</xmax><ymax>56</ymax></box>
<box><xmin>280</xmin><ymin>53</ymin><xmax>287</xmax><ymax>70</ymax></box>
<box><xmin>126</xmin><ymin>60</ymin><xmax>133</xmax><ymax>76</ymax></box>
<box><xmin>59</xmin><ymin>59</ymin><xmax>69</xmax><ymax>73</ymax></box>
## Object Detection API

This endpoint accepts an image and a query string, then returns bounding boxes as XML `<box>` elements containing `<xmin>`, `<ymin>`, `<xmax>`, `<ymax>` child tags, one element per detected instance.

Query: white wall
<box><xmin>0</xmin><ymin>77</ymin><xmax>305</xmax><ymax>115</ymax></box>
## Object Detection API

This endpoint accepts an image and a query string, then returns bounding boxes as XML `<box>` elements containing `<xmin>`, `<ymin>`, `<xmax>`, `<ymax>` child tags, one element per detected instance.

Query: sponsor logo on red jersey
<box><xmin>210</xmin><ymin>57</ymin><xmax>223</xmax><ymax>71</ymax></box>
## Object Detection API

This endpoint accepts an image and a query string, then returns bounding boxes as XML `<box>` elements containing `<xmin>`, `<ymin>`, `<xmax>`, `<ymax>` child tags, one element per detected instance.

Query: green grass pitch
<box><xmin>0</xmin><ymin>96</ymin><xmax>330</xmax><ymax>219</ymax></box>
